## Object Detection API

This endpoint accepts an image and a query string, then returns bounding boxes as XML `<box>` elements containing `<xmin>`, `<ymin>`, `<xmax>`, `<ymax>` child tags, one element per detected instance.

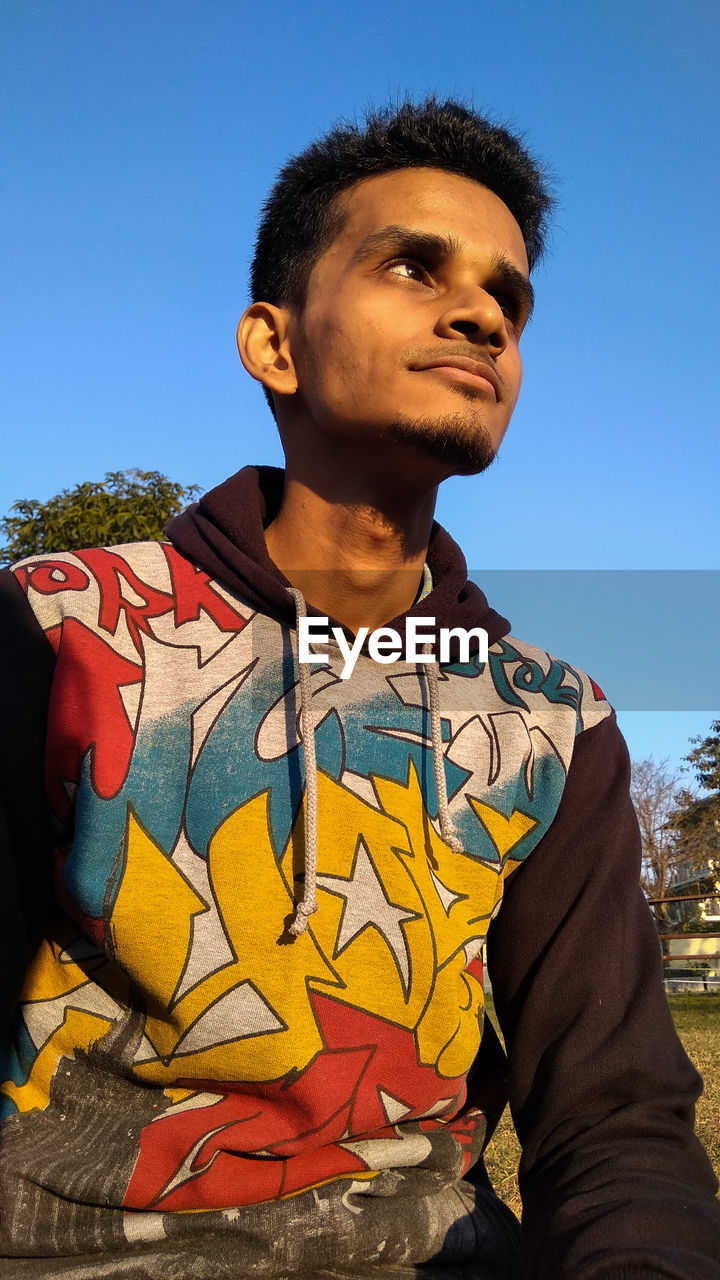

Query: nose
<box><xmin>434</xmin><ymin>287</ymin><xmax>508</xmax><ymax>353</ymax></box>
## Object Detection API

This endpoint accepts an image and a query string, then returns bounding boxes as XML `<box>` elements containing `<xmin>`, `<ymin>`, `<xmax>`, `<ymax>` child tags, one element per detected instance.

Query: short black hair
<box><xmin>250</xmin><ymin>97</ymin><xmax>554</xmax><ymax>312</ymax></box>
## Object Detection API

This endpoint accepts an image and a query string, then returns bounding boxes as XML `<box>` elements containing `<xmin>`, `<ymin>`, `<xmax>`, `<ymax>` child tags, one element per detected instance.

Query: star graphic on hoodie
<box><xmin>316</xmin><ymin>838</ymin><xmax>419</xmax><ymax>993</ymax></box>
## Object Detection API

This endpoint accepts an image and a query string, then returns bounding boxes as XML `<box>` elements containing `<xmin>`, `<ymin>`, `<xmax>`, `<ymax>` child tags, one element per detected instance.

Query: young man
<box><xmin>0</xmin><ymin>100</ymin><xmax>718</xmax><ymax>1279</ymax></box>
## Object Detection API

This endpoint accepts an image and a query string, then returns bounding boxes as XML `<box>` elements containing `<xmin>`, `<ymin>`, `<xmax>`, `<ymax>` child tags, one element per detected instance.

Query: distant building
<box><xmin>663</xmin><ymin>856</ymin><xmax>720</xmax><ymax>992</ymax></box>
<box><xmin>666</xmin><ymin>856</ymin><xmax>720</xmax><ymax>930</ymax></box>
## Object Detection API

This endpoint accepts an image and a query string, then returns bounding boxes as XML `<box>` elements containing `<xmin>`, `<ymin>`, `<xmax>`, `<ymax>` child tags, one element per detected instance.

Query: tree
<box><xmin>0</xmin><ymin>470</ymin><xmax>201</xmax><ymax>565</ymax></box>
<box><xmin>630</xmin><ymin>758</ymin><xmax>685</xmax><ymax>931</ymax></box>
<box><xmin>666</xmin><ymin>721</ymin><xmax>720</xmax><ymax>921</ymax></box>
<box><xmin>683</xmin><ymin>719</ymin><xmax>720</xmax><ymax>794</ymax></box>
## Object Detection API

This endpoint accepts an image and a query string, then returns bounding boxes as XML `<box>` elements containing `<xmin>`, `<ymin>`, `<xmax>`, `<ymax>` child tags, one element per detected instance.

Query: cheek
<box><xmin>322</xmin><ymin>314</ymin><xmax>385</xmax><ymax>391</ymax></box>
<box><xmin>504</xmin><ymin>349</ymin><xmax>523</xmax><ymax>410</ymax></box>
<box><xmin>293</xmin><ymin>314</ymin><xmax>380</xmax><ymax>421</ymax></box>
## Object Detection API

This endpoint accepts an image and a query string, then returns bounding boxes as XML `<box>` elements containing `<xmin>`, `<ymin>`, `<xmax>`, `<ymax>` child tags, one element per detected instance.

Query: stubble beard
<box><xmin>378</xmin><ymin>408</ymin><xmax>499</xmax><ymax>476</ymax></box>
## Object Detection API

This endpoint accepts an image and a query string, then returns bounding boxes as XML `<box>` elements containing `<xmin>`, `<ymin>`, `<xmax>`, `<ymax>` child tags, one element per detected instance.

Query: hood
<box><xmin>166</xmin><ymin>465</ymin><xmax>510</xmax><ymax>646</ymax></box>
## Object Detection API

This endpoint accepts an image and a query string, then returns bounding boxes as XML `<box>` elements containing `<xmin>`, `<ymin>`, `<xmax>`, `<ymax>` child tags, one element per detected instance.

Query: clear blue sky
<box><xmin>2</xmin><ymin>0</ymin><xmax>718</xmax><ymax>773</ymax></box>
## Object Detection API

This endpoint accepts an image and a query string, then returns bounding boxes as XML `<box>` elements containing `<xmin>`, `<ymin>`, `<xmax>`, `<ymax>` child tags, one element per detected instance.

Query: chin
<box><xmin>378</xmin><ymin>412</ymin><xmax>499</xmax><ymax>476</ymax></box>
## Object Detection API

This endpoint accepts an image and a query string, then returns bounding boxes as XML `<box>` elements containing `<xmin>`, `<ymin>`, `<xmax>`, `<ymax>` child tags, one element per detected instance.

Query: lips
<box><xmin>412</xmin><ymin>357</ymin><xmax>500</xmax><ymax>398</ymax></box>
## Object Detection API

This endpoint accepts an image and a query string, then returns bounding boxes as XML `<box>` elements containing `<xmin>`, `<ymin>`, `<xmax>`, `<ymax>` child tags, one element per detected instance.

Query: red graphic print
<box><xmin>44</xmin><ymin>619</ymin><xmax>142</xmax><ymax>815</ymax></box>
<box><xmin>124</xmin><ymin>994</ymin><xmax>469</xmax><ymax>1212</ymax></box>
<box><xmin>163</xmin><ymin>546</ymin><xmax>247</xmax><ymax>632</ymax></box>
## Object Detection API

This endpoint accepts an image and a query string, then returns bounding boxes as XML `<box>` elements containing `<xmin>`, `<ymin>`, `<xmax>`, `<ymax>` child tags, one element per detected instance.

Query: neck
<box><xmin>264</xmin><ymin>463</ymin><xmax>437</xmax><ymax>634</ymax></box>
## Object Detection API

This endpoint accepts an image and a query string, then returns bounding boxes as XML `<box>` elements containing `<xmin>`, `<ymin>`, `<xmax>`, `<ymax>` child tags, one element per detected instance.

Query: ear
<box><xmin>236</xmin><ymin>303</ymin><xmax>298</xmax><ymax>398</ymax></box>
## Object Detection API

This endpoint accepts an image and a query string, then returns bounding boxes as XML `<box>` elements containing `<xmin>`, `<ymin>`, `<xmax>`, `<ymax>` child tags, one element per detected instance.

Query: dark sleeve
<box><xmin>486</xmin><ymin>712</ymin><xmax>720</xmax><ymax>1280</ymax></box>
<box><xmin>0</xmin><ymin>568</ymin><xmax>56</xmax><ymax>1031</ymax></box>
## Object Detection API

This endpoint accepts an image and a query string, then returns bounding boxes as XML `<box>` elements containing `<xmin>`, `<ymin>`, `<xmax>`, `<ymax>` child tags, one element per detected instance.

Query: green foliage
<box><xmin>684</xmin><ymin>720</ymin><xmax>720</xmax><ymax>794</ymax></box>
<box><xmin>669</xmin><ymin>722</ymin><xmax>720</xmax><ymax>866</ymax></box>
<box><xmin>676</xmin><ymin>911</ymin><xmax>720</xmax><ymax>935</ymax></box>
<box><xmin>0</xmin><ymin>470</ymin><xmax>201</xmax><ymax>564</ymax></box>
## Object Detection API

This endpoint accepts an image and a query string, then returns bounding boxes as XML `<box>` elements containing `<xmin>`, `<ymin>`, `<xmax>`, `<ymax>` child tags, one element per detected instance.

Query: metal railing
<box><xmin>646</xmin><ymin>891</ymin><xmax>720</xmax><ymax>993</ymax></box>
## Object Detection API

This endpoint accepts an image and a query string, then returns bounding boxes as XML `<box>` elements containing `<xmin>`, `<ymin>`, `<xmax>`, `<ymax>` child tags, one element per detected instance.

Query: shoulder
<box><xmin>9</xmin><ymin>541</ymin><xmax>173</xmax><ymax>621</ymax></box>
<box><xmin>485</xmin><ymin>631</ymin><xmax>613</xmax><ymax>762</ymax></box>
<box><xmin>8</xmin><ymin>542</ymin><xmax>250</xmax><ymax>665</ymax></box>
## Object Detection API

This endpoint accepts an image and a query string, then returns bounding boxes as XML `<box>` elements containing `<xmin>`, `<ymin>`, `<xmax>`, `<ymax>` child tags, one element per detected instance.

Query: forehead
<box><xmin>327</xmin><ymin>167</ymin><xmax>529</xmax><ymax>275</ymax></box>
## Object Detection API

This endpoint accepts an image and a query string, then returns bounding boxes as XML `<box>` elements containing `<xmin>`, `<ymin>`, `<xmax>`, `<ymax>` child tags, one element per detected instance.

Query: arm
<box><xmin>0</xmin><ymin>568</ymin><xmax>55</xmax><ymax>1031</ymax></box>
<box><xmin>486</xmin><ymin>713</ymin><xmax>720</xmax><ymax>1279</ymax></box>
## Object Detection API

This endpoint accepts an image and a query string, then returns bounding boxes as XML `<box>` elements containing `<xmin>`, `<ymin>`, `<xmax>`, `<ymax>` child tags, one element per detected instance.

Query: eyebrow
<box><xmin>352</xmin><ymin>224</ymin><xmax>535</xmax><ymax>321</ymax></box>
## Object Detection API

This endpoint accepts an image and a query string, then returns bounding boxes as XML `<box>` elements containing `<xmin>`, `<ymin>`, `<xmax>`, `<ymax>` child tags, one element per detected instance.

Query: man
<box><xmin>0</xmin><ymin>99</ymin><xmax>718</xmax><ymax>1279</ymax></box>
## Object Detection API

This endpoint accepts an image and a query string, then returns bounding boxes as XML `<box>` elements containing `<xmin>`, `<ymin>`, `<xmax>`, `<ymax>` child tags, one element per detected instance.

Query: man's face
<box><xmin>284</xmin><ymin>167</ymin><xmax>532</xmax><ymax>476</ymax></box>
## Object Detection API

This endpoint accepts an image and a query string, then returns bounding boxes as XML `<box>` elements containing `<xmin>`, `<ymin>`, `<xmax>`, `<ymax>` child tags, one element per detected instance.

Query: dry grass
<box><xmin>484</xmin><ymin>1101</ymin><xmax>523</xmax><ymax>1218</ymax></box>
<box><xmin>668</xmin><ymin>995</ymin><xmax>720</xmax><ymax>1182</ymax></box>
<box><xmin>483</xmin><ymin>993</ymin><xmax>720</xmax><ymax>1219</ymax></box>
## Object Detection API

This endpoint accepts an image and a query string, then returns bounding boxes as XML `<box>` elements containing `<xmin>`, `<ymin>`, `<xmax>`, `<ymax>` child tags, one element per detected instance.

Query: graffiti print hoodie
<box><xmin>0</xmin><ymin>465</ymin><xmax>718</xmax><ymax>1279</ymax></box>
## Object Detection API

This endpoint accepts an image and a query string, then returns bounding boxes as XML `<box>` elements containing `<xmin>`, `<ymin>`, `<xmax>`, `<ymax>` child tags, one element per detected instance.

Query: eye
<box><xmin>495</xmin><ymin>293</ymin><xmax>519</xmax><ymax>322</ymax></box>
<box><xmin>494</xmin><ymin>288</ymin><xmax>533</xmax><ymax>334</ymax></box>
<box><xmin>386</xmin><ymin>258</ymin><xmax>431</xmax><ymax>284</ymax></box>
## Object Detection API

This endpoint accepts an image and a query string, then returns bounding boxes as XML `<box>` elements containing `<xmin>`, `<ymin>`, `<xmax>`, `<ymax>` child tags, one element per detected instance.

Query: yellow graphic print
<box><xmin>1</xmin><ymin>934</ymin><xmax>126</xmax><ymax>1114</ymax></box>
<box><xmin>114</xmin><ymin>801</ymin><xmax>339</xmax><ymax>1084</ymax></box>
<box><xmin>467</xmin><ymin>797</ymin><xmax>539</xmax><ymax>874</ymax></box>
<box><xmin>371</xmin><ymin>763</ymin><xmax>503</xmax><ymax>1076</ymax></box>
<box><xmin>110</xmin><ymin>813</ymin><xmax>206</xmax><ymax>1008</ymax></box>
<box><xmin>3</xmin><ymin>759</ymin><xmax>540</xmax><ymax>1110</ymax></box>
<box><xmin>117</xmin><ymin>761</ymin><xmax>530</xmax><ymax>1085</ymax></box>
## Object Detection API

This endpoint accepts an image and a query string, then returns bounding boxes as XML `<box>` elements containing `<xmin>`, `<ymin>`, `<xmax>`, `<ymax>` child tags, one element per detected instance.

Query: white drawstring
<box><xmin>284</xmin><ymin>597</ymin><xmax>462</xmax><ymax>937</ymax></box>
<box><xmin>425</xmin><ymin>654</ymin><xmax>463</xmax><ymax>853</ymax></box>
<box><xmin>286</xmin><ymin>588</ymin><xmax>319</xmax><ymax>935</ymax></box>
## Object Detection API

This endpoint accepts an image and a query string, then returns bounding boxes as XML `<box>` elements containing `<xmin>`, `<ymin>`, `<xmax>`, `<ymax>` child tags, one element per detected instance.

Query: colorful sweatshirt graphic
<box><xmin>0</xmin><ymin>468</ymin><xmax>717</xmax><ymax>1279</ymax></box>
